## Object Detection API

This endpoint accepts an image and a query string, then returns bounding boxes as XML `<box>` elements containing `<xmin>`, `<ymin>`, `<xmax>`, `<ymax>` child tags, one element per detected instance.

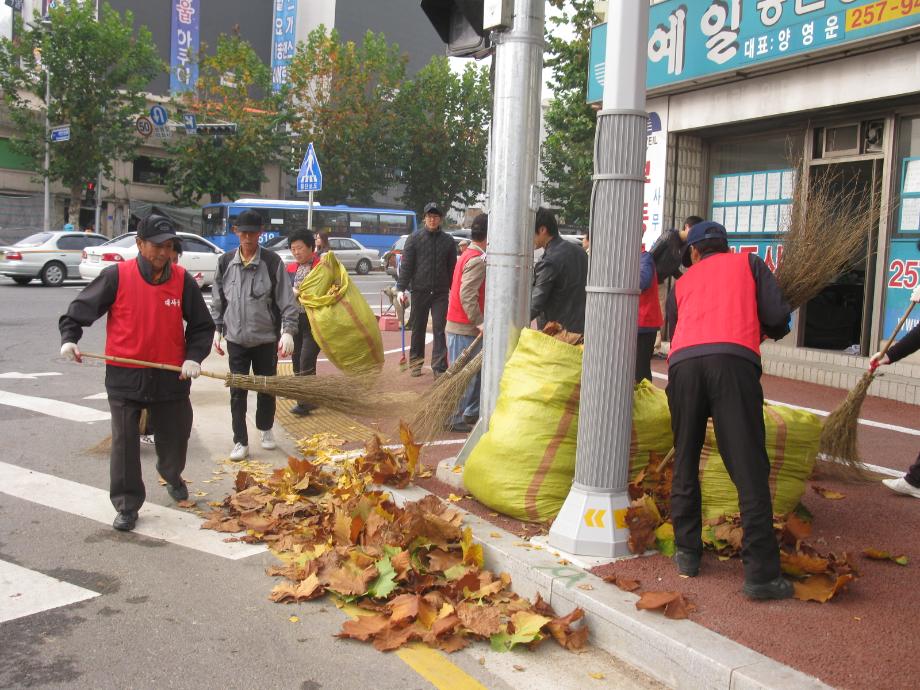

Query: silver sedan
<box><xmin>0</xmin><ymin>231</ymin><xmax>109</xmax><ymax>287</ymax></box>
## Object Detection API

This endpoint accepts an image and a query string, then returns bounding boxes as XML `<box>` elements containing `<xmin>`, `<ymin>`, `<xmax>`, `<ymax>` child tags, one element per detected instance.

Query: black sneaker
<box><xmin>166</xmin><ymin>482</ymin><xmax>189</xmax><ymax>502</ymax></box>
<box><xmin>113</xmin><ymin>511</ymin><xmax>138</xmax><ymax>531</ymax></box>
<box><xmin>462</xmin><ymin>415</ymin><xmax>479</xmax><ymax>426</ymax></box>
<box><xmin>290</xmin><ymin>403</ymin><xmax>316</xmax><ymax>416</ymax></box>
<box><xmin>446</xmin><ymin>421</ymin><xmax>473</xmax><ymax>433</ymax></box>
<box><xmin>674</xmin><ymin>549</ymin><xmax>701</xmax><ymax>577</ymax></box>
<box><xmin>742</xmin><ymin>576</ymin><xmax>794</xmax><ymax>600</ymax></box>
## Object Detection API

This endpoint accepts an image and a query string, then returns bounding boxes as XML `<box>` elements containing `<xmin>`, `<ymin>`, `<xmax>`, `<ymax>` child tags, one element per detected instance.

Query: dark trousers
<box><xmin>228</xmin><ymin>340</ymin><xmax>277</xmax><ymax>445</ymax></box>
<box><xmin>293</xmin><ymin>312</ymin><xmax>321</xmax><ymax>377</ymax></box>
<box><xmin>636</xmin><ymin>331</ymin><xmax>657</xmax><ymax>383</ymax></box>
<box><xmin>906</xmin><ymin>451</ymin><xmax>920</xmax><ymax>487</ymax></box>
<box><xmin>409</xmin><ymin>290</ymin><xmax>448</xmax><ymax>374</ymax></box>
<box><xmin>666</xmin><ymin>355</ymin><xmax>781</xmax><ymax>584</ymax></box>
<box><xmin>109</xmin><ymin>396</ymin><xmax>193</xmax><ymax>513</ymax></box>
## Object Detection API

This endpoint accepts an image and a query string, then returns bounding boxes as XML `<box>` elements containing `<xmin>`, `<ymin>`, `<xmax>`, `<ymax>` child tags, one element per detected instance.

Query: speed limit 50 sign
<box><xmin>135</xmin><ymin>116</ymin><xmax>153</xmax><ymax>138</ymax></box>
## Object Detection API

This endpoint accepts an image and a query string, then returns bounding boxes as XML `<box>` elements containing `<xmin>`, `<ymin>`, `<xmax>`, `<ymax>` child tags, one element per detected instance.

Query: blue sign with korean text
<box><xmin>271</xmin><ymin>0</ymin><xmax>297</xmax><ymax>92</ymax></box>
<box><xmin>50</xmin><ymin>124</ymin><xmax>70</xmax><ymax>143</ymax></box>
<box><xmin>170</xmin><ymin>0</ymin><xmax>200</xmax><ymax>95</ymax></box>
<box><xmin>297</xmin><ymin>143</ymin><xmax>322</xmax><ymax>193</ymax></box>
<box><xmin>882</xmin><ymin>237</ymin><xmax>920</xmax><ymax>342</ymax></box>
<box><xmin>647</xmin><ymin>0</ymin><xmax>920</xmax><ymax>90</ymax></box>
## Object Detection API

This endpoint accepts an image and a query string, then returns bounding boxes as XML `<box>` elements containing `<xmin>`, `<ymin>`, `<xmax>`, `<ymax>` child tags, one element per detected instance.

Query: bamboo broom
<box><xmin>80</xmin><ymin>352</ymin><xmax>384</xmax><ymax>416</ymax></box>
<box><xmin>818</xmin><ymin>302</ymin><xmax>915</xmax><ymax>481</ymax></box>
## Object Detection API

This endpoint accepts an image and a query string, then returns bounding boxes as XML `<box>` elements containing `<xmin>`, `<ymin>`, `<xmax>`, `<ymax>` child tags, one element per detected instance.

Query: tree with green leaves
<box><xmin>394</xmin><ymin>56</ymin><xmax>491</xmax><ymax>218</ymax></box>
<box><xmin>0</xmin><ymin>2</ymin><xmax>162</xmax><ymax>223</ymax></box>
<box><xmin>285</xmin><ymin>27</ymin><xmax>407</xmax><ymax>206</ymax></box>
<box><xmin>164</xmin><ymin>32</ymin><xmax>290</xmax><ymax>206</ymax></box>
<box><xmin>541</xmin><ymin>0</ymin><xmax>598</xmax><ymax>227</ymax></box>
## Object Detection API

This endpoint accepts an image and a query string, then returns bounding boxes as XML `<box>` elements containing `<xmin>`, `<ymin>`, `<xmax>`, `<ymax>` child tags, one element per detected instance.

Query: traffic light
<box><xmin>420</xmin><ymin>0</ymin><xmax>491</xmax><ymax>59</ymax></box>
<box><xmin>84</xmin><ymin>182</ymin><xmax>96</xmax><ymax>206</ymax></box>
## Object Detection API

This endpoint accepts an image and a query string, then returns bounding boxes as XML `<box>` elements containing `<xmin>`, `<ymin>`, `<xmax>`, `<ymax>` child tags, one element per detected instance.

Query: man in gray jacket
<box><xmin>211</xmin><ymin>210</ymin><xmax>298</xmax><ymax>460</ymax></box>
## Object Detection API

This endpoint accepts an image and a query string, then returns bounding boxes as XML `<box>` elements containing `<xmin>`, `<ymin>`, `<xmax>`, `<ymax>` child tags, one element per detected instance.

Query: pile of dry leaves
<box><xmin>199</xmin><ymin>425</ymin><xmax>588</xmax><ymax>653</ymax></box>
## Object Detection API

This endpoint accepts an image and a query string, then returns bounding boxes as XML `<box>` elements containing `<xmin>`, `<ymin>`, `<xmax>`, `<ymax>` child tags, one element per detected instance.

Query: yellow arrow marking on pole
<box><xmin>583</xmin><ymin>509</ymin><xmax>607</xmax><ymax>528</ymax></box>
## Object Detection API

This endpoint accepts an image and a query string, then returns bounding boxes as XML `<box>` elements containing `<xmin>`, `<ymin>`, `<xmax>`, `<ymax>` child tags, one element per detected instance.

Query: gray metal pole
<box><xmin>548</xmin><ymin>0</ymin><xmax>650</xmax><ymax>557</ymax></box>
<box><xmin>43</xmin><ymin>67</ymin><xmax>50</xmax><ymax>231</ymax></box>
<box><xmin>94</xmin><ymin>169</ymin><xmax>102</xmax><ymax>232</ymax></box>
<box><xmin>478</xmin><ymin>0</ymin><xmax>544</xmax><ymax>427</ymax></box>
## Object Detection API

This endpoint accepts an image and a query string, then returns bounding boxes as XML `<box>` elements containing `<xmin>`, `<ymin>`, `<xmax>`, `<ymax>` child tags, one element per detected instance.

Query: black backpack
<box><xmin>216</xmin><ymin>247</ymin><xmax>283</xmax><ymax>333</ymax></box>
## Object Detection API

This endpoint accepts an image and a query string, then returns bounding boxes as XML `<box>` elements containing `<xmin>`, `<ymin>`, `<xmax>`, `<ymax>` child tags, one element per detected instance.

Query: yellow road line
<box><xmin>342</xmin><ymin>604</ymin><xmax>488</xmax><ymax>690</ymax></box>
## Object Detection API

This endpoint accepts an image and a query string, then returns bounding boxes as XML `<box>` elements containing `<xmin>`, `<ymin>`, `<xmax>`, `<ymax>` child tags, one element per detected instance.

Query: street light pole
<box><xmin>43</xmin><ymin>65</ymin><xmax>50</xmax><ymax>231</ymax></box>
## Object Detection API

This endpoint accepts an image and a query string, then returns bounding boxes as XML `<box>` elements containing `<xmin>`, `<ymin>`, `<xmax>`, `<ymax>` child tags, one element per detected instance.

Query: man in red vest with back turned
<box><xmin>665</xmin><ymin>221</ymin><xmax>793</xmax><ymax>600</ymax></box>
<box><xmin>636</xmin><ymin>249</ymin><xmax>663</xmax><ymax>382</ymax></box>
<box><xmin>59</xmin><ymin>215</ymin><xmax>214</xmax><ymax>532</ymax></box>
<box><xmin>444</xmin><ymin>213</ymin><xmax>487</xmax><ymax>433</ymax></box>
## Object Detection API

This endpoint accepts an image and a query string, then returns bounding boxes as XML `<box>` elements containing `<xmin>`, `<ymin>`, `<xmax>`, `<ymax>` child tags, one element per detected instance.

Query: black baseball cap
<box><xmin>235</xmin><ymin>210</ymin><xmax>264</xmax><ymax>232</ymax></box>
<box><xmin>423</xmin><ymin>202</ymin><xmax>443</xmax><ymax>217</ymax></box>
<box><xmin>137</xmin><ymin>214</ymin><xmax>178</xmax><ymax>244</ymax></box>
<box><xmin>682</xmin><ymin>220</ymin><xmax>728</xmax><ymax>267</ymax></box>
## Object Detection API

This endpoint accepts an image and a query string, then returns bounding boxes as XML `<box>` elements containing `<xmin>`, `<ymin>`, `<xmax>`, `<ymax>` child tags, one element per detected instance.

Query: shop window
<box><xmin>709</xmin><ymin>132</ymin><xmax>802</xmax><ymax>177</ymax></box>
<box><xmin>132</xmin><ymin>156</ymin><xmax>170</xmax><ymax>185</ymax></box>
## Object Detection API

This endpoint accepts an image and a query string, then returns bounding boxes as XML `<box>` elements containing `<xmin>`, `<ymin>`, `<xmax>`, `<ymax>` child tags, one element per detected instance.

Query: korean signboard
<box><xmin>170</xmin><ymin>0</ymin><xmax>200</xmax><ymax>95</ymax></box>
<box><xmin>882</xmin><ymin>158</ymin><xmax>920</xmax><ymax>341</ymax></box>
<box><xmin>589</xmin><ymin>1</ymin><xmax>920</xmax><ymax>100</ymax></box>
<box><xmin>643</xmin><ymin>99</ymin><xmax>668</xmax><ymax>249</ymax></box>
<box><xmin>271</xmin><ymin>0</ymin><xmax>297</xmax><ymax>91</ymax></box>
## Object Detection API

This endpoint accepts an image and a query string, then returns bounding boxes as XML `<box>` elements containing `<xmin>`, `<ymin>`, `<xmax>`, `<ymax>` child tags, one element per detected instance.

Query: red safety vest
<box><xmin>638</xmin><ymin>262</ymin><xmax>663</xmax><ymax>329</ymax></box>
<box><xmin>106</xmin><ymin>259</ymin><xmax>186</xmax><ymax>368</ymax></box>
<box><xmin>669</xmin><ymin>252</ymin><xmax>761</xmax><ymax>358</ymax></box>
<box><xmin>446</xmin><ymin>245</ymin><xmax>485</xmax><ymax>325</ymax></box>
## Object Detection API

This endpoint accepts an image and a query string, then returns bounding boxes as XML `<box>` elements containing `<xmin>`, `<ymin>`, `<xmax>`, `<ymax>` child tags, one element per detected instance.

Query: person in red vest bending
<box><xmin>444</xmin><ymin>214</ymin><xmax>488</xmax><ymax>433</ymax></box>
<box><xmin>665</xmin><ymin>221</ymin><xmax>793</xmax><ymax>600</ymax></box>
<box><xmin>636</xmin><ymin>249</ymin><xmax>663</xmax><ymax>383</ymax></box>
<box><xmin>58</xmin><ymin>215</ymin><xmax>215</xmax><ymax>532</ymax></box>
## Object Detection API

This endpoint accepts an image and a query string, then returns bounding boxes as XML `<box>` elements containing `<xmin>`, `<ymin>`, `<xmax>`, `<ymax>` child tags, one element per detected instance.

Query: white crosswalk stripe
<box><xmin>0</xmin><ymin>462</ymin><xmax>264</xmax><ymax>560</ymax></box>
<box><xmin>0</xmin><ymin>558</ymin><xmax>99</xmax><ymax>623</ymax></box>
<box><xmin>0</xmin><ymin>389</ymin><xmax>110</xmax><ymax>422</ymax></box>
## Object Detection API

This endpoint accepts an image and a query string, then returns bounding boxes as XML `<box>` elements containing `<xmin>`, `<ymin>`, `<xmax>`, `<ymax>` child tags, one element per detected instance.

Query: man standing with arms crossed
<box><xmin>445</xmin><ymin>213</ymin><xmax>487</xmax><ymax>433</ymax></box>
<box><xmin>211</xmin><ymin>210</ymin><xmax>298</xmax><ymax>460</ymax></box>
<box><xmin>59</xmin><ymin>215</ymin><xmax>214</xmax><ymax>531</ymax></box>
<box><xmin>397</xmin><ymin>202</ymin><xmax>457</xmax><ymax>377</ymax></box>
<box><xmin>666</xmin><ymin>220</ymin><xmax>792</xmax><ymax>600</ymax></box>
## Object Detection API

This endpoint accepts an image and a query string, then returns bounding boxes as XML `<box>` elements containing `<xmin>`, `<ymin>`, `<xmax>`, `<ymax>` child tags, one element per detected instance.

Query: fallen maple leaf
<box><xmin>862</xmin><ymin>549</ymin><xmax>909</xmax><ymax>566</ymax></box>
<box><xmin>635</xmin><ymin>591</ymin><xmax>695</xmax><ymax>619</ymax></box>
<box><xmin>269</xmin><ymin>574</ymin><xmax>324</xmax><ymax>603</ymax></box>
<box><xmin>812</xmin><ymin>485</ymin><xmax>845</xmax><ymax>500</ymax></box>
<box><xmin>626</xmin><ymin>495</ymin><xmax>662</xmax><ymax>554</ymax></box>
<box><xmin>337</xmin><ymin>613</ymin><xmax>390</xmax><ymax>641</ymax></box>
<box><xmin>457</xmin><ymin>601</ymin><xmax>503</xmax><ymax>637</ymax></box>
<box><xmin>793</xmin><ymin>573</ymin><xmax>854</xmax><ymax>602</ymax></box>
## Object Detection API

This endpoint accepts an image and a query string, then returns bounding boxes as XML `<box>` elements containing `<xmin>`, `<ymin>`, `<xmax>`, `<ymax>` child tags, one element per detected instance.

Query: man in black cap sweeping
<box><xmin>59</xmin><ymin>215</ymin><xmax>214</xmax><ymax>531</ymax></box>
<box><xmin>396</xmin><ymin>202</ymin><xmax>457</xmax><ymax>377</ymax></box>
<box><xmin>665</xmin><ymin>220</ymin><xmax>793</xmax><ymax>600</ymax></box>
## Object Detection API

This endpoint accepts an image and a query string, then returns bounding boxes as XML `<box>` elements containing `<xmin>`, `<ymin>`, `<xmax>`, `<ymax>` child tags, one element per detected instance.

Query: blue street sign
<box><xmin>50</xmin><ymin>124</ymin><xmax>70</xmax><ymax>143</ymax></box>
<box><xmin>297</xmin><ymin>143</ymin><xmax>323</xmax><ymax>193</ymax></box>
<box><xmin>183</xmin><ymin>113</ymin><xmax>197</xmax><ymax>134</ymax></box>
<box><xmin>149</xmin><ymin>105</ymin><xmax>169</xmax><ymax>126</ymax></box>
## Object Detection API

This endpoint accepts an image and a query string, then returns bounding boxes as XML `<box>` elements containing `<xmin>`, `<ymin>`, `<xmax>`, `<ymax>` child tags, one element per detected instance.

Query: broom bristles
<box><xmin>818</xmin><ymin>370</ymin><xmax>875</xmax><ymax>482</ymax></box>
<box><xmin>409</xmin><ymin>350</ymin><xmax>484</xmax><ymax>441</ymax></box>
<box><xmin>224</xmin><ymin>370</ymin><xmax>386</xmax><ymax>416</ymax></box>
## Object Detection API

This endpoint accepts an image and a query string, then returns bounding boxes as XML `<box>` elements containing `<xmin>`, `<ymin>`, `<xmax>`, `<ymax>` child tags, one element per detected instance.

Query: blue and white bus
<box><xmin>200</xmin><ymin>199</ymin><xmax>417</xmax><ymax>253</ymax></box>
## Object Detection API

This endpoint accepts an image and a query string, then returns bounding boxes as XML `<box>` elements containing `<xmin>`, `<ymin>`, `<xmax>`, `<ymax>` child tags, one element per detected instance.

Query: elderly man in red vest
<box><xmin>666</xmin><ymin>221</ymin><xmax>792</xmax><ymax>600</ymax></box>
<box><xmin>59</xmin><ymin>215</ymin><xmax>215</xmax><ymax>532</ymax></box>
<box><xmin>637</xmin><ymin>248</ymin><xmax>663</xmax><ymax>382</ymax></box>
<box><xmin>444</xmin><ymin>213</ymin><xmax>488</xmax><ymax>433</ymax></box>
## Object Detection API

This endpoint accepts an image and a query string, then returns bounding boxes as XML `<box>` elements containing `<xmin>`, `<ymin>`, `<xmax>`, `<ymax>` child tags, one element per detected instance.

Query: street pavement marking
<box><xmin>83</xmin><ymin>392</ymin><xmax>109</xmax><ymax>400</ymax></box>
<box><xmin>650</xmin><ymin>371</ymin><xmax>920</xmax><ymax>437</ymax></box>
<box><xmin>0</xmin><ymin>558</ymin><xmax>99</xmax><ymax>623</ymax></box>
<box><xmin>342</xmin><ymin>605</ymin><xmax>488</xmax><ymax>690</ymax></box>
<box><xmin>0</xmin><ymin>389</ymin><xmax>110</xmax><ymax>422</ymax></box>
<box><xmin>0</xmin><ymin>372</ymin><xmax>62</xmax><ymax>379</ymax></box>
<box><xmin>0</xmin><ymin>462</ymin><xmax>265</xmax><ymax>560</ymax></box>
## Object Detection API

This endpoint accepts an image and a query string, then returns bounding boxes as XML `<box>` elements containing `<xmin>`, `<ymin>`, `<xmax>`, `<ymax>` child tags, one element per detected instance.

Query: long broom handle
<box><xmin>80</xmin><ymin>352</ymin><xmax>227</xmax><ymax>381</ymax></box>
<box><xmin>869</xmin><ymin>301</ymin><xmax>917</xmax><ymax>372</ymax></box>
<box><xmin>443</xmin><ymin>332</ymin><xmax>483</xmax><ymax>378</ymax></box>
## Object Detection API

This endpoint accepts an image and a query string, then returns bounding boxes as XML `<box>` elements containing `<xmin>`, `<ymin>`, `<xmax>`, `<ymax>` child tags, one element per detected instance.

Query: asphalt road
<box><xmin>0</xmin><ymin>273</ymin><xmax>660</xmax><ymax>690</ymax></box>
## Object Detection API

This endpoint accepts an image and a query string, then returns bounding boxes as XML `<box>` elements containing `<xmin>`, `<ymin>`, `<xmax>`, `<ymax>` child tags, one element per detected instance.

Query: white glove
<box><xmin>911</xmin><ymin>286</ymin><xmax>920</xmax><ymax>303</ymax></box>
<box><xmin>397</xmin><ymin>291</ymin><xmax>410</xmax><ymax>307</ymax></box>
<box><xmin>213</xmin><ymin>332</ymin><xmax>225</xmax><ymax>355</ymax></box>
<box><xmin>60</xmin><ymin>342</ymin><xmax>82</xmax><ymax>363</ymax></box>
<box><xmin>180</xmin><ymin>360</ymin><xmax>201</xmax><ymax>380</ymax></box>
<box><xmin>278</xmin><ymin>332</ymin><xmax>295</xmax><ymax>357</ymax></box>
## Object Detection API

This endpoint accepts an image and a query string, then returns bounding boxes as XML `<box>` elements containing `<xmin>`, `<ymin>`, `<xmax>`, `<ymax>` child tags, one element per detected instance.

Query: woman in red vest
<box><xmin>637</xmin><ymin>250</ymin><xmax>663</xmax><ymax>382</ymax></box>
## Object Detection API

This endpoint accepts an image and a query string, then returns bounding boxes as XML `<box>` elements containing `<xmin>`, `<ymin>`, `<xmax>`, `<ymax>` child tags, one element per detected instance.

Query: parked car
<box><xmin>381</xmin><ymin>234</ymin><xmax>408</xmax><ymax>277</ymax></box>
<box><xmin>80</xmin><ymin>231</ymin><xmax>223</xmax><ymax>287</ymax></box>
<box><xmin>326</xmin><ymin>237</ymin><xmax>379</xmax><ymax>274</ymax></box>
<box><xmin>0</xmin><ymin>231</ymin><xmax>108</xmax><ymax>286</ymax></box>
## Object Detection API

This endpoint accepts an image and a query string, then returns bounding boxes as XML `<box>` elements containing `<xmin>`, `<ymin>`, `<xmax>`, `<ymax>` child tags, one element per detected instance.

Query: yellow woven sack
<box><xmin>298</xmin><ymin>251</ymin><xmax>384</xmax><ymax>373</ymax></box>
<box><xmin>699</xmin><ymin>404</ymin><xmax>821</xmax><ymax>520</ymax></box>
<box><xmin>629</xmin><ymin>380</ymin><xmax>673</xmax><ymax>481</ymax></box>
<box><xmin>463</xmin><ymin>329</ymin><xmax>582</xmax><ymax>522</ymax></box>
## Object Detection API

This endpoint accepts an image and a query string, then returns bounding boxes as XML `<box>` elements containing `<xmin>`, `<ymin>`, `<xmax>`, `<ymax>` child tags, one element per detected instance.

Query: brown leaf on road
<box><xmin>812</xmin><ymin>485</ymin><xmax>845</xmax><ymax>500</ymax></box>
<box><xmin>781</xmin><ymin>551</ymin><xmax>830</xmax><ymax>577</ymax></box>
<box><xmin>635</xmin><ymin>591</ymin><xmax>696</xmax><ymax>619</ymax></box>
<box><xmin>602</xmin><ymin>574</ymin><xmax>641</xmax><ymax>592</ymax></box>
<box><xmin>427</xmin><ymin>548</ymin><xmax>463</xmax><ymax>572</ymax></box>
<box><xmin>626</xmin><ymin>496</ymin><xmax>662</xmax><ymax>554</ymax></box>
<box><xmin>338</xmin><ymin>613</ymin><xmax>390</xmax><ymax>641</ymax></box>
<box><xmin>234</xmin><ymin>470</ymin><xmax>255</xmax><ymax>492</ymax></box>
<box><xmin>177</xmin><ymin>499</ymin><xmax>197</xmax><ymax>509</ymax></box>
<box><xmin>546</xmin><ymin>607</ymin><xmax>589</xmax><ymax>650</ymax></box>
<box><xmin>793</xmin><ymin>573</ymin><xmax>855</xmax><ymax>602</ymax></box>
<box><xmin>436</xmin><ymin>634</ymin><xmax>470</xmax><ymax>653</ymax></box>
<box><xmin>783</xmin><ymin>513</ymin><xmax>812</xmax><ymax>542</ymax></box>
<box><xmin>326</xmin><ymin>562</ymin><xmax>377</xmax><ymax>596</ymax></box>
<box><xmin>532</xmin><ymin>593</ymin><xmax>556</xmax><ymax>618</ymax></box>
<box><xmin>373</xmin><ymin>624</ymin><xmax>418</xmax><ymax>652</ymax></box>
<box><xmin>201</xmin><ymin>517</ymin><xmax>243</xmax><ymax>533</ymax></box>
<box><xmin>269</xmin><ymin>574</ymin><xmax>324</xmax><ymax>603</ymax></box>
<box><xmin>423</xmin><ymin>614</ymin><xmax>460</xmax><ymax>643</ymax></box>
<box><xmin>862</xmin><ymin>549</ymin><xmax>909</xmax><ymax>565</ymax></box>
<box><xmin>456</xmin><ymin>601</ymin><xmax>503</xmax><ymax>637</ymax></box>
<box><xmin>238</xmin><ymin>513</ymin><xmax>276</xmax><ymax>533</ymax></box>
<box><xmin>390</xmin><ymin>550</ymin><xmax>411</xmax><ymax>580</ymax></box>
<box><xmin>389</xmin><ymin>593</ymin><xmax>420</xmax><ymax>624</ymax></box>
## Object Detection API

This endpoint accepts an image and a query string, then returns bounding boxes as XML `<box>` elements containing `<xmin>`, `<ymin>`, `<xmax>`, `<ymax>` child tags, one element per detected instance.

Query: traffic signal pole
<box><xmin>479</xmin><ymin>0</ymin><xmax>544</xmax><ymax>426</ymax></box>
<box><xmin>548</xmin><ymin>0</ymin><xmax>650</xmax><ymax>557</ymax></box>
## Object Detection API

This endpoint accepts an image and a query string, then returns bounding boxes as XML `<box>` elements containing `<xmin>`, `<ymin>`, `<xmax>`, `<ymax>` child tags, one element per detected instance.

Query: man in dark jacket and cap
<box><xmin>530</xmin><ymin>207</ymin><xmax>588</xmax><ymax>333</ymax></box>
<box><xmin>396</xmin><ymin>202</ymin><xmax>458</xmax><ymax>377</ymax></box>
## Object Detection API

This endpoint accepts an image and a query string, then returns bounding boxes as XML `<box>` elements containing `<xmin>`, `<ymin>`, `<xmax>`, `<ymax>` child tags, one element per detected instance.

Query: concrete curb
<box><xmin>267</xmin><ymin>429</ymin><xmax>830</xmax><ymax>690</ymax></box>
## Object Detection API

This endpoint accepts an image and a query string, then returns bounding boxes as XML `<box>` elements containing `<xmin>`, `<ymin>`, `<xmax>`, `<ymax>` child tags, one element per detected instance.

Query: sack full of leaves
<box><xmin>463</xmin><ymin>331</ymin><xmax>675</xmax><ymax>522</ymax></box>
<box><xmin>298</xmin><ymin>251</ymin><xmax>384</xmax><ymax>373</ymax></box>
<box><xmin>699</xmin><ymin>403</ymin><xmax>821</xmax><ymax>520</ymax></box>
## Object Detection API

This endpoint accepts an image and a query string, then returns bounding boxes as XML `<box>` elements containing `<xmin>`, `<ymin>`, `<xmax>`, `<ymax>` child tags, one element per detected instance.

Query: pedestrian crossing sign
<box><xmin>297</xmin><ymin>143</ymin><xmax>323</xmax><ymax>193</ymax></box>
